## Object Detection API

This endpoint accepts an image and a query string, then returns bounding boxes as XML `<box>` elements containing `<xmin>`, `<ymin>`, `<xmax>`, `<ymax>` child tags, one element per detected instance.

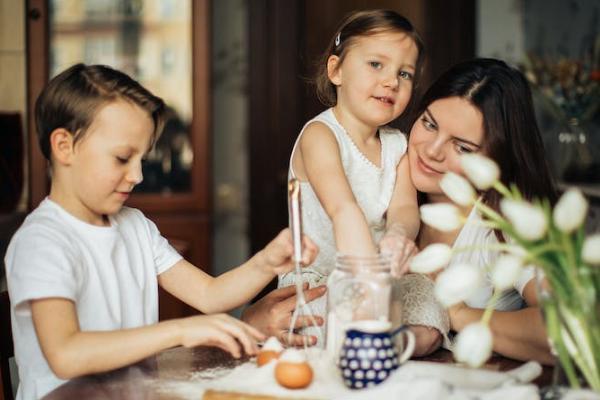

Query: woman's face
<box><xmin>408</xmin><ymin>96</ymin><xmax>485</xmax><ymax>200</ymax></box>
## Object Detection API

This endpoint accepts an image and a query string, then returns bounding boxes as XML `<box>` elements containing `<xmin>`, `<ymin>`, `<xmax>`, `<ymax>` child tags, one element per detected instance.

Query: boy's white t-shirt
<box><xmin>5</xmin><ymin>198</ymin><xmax>182</xmax><ymax>400</ymax></box>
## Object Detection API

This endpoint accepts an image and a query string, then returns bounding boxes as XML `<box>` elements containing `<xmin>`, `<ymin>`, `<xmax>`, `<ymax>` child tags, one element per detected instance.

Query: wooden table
<box><xmin>41</xmin><ymin>346</ymin><xmax>553</xmax><ymax>400</ymax></box>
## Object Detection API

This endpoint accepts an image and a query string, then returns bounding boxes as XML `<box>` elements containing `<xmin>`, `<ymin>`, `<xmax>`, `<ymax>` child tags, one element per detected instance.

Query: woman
<box><xmin>244</xmin><ymin>58</ymin><xmax>557</xmax><ymax>364</ymax></box>
<box><xmin>399</xmin><ymin>58</ymin><xmax>557</xmax><ymax>364</ymax></box>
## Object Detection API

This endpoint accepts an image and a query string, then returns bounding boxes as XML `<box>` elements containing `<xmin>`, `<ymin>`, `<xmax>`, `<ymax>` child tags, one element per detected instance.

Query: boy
<box><xmin>5</xmin><ymin>64</ymin><xmax>317</xmax><ymax>400</ymax></box>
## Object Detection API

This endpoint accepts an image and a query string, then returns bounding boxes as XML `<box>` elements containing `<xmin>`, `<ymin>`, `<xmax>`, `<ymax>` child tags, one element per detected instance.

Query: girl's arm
<box><xmin>159</xmin><ymin>229</ymin><xmax>318</xmax><ymax>314</ymax></box>
<box><xmin>31</xmin><ymin>298</ymin><xmax>264</xmax><ymax>379</ymax></box>
<box><xmin>297</xmin><ymin>122</ymin><xmax>376</xmax><ymax>255</ymax></box>
<box><xmin>385</xmin><ymin>156</ymin><xmax>420</xmax><ymax>239</ymax></box>
<box><xmin>449</xmin><ymin>279</ymin><xmax>554</xmax><ymax>365</ymax></box>
<box><xmin>380</xmin><ymin>156</ymin><xmax>420</xmax><ymax>275</ymax></box>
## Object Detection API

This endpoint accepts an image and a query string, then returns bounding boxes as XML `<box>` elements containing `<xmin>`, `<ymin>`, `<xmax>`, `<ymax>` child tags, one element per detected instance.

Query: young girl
<box><xmin>279</xmin><ymin>10</ymin><xmax>424</xmax><ymax>344</ymax></box>
<box><xmin>5</xmin><ymin>63</ymin><xmax>317</xmax><ymax>400</ymax></box>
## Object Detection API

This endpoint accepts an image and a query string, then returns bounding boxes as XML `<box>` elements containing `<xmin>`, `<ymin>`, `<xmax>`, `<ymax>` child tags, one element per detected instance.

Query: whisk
<box><xmin>287</xmin><ymin>178</ymin><xmax>323</xmax><ymax>349</ymax></box>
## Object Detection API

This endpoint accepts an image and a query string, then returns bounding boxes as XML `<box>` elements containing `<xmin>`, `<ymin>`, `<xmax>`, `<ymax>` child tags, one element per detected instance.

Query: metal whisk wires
<box><xmin>287</xmin><ymin>178</ymin><xmax>322</xmax><ymax>349</ymax></box>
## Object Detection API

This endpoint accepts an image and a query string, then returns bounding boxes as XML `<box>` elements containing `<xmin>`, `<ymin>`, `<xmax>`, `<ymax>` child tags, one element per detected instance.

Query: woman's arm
<box><xmin>241</xmin><ymin>283</ymin><xmax>327</xmax><ymax>346</ymax></box>
<box><xmin>449</xmin><ymin>280</ymin><xmax>554</xmax><ymax>365</ymax></box>
<box><xmin>296</xmin><ymin>122</ymin><xmax>376</xmax><ymax>255</ymax></box>
<box><xmin>159</xmin><ymin>230</ymin><xmax>318</xmax><ymax>314</ymax></box>
<box><xmin>31</xmin><ymin>298</ymin><xmax>264</xmax><ymax>379</ymax></box>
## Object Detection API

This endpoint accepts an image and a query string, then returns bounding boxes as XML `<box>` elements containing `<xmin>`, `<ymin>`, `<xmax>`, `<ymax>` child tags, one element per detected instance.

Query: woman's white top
<box><xmin>451</xmin><ymin>207</ymin><xmax>535</xmax><ymax>311</ymax></box>
<box><xmin>279</xmin><ymin>108</ymin><xmax>408</xmax><ymax>289</ymax></box>
<box><xmin>393</xmin><ymin>206</ymin><xmax>537</xmax><ymax>349</ymax></box>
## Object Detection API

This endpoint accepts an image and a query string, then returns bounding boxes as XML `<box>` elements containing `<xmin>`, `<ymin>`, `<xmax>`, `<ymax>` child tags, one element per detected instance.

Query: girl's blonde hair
<box><xmin>315</xmin><ymin>9</ymin><xmax>425</xmax><ymax>107</ymax></box>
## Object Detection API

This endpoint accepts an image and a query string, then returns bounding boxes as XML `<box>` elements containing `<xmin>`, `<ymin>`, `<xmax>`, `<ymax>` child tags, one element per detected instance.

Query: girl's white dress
<box><xmin>279</xmin><ymin>108</ymin><xmax>407</xmax><ymax>343</ymax></box>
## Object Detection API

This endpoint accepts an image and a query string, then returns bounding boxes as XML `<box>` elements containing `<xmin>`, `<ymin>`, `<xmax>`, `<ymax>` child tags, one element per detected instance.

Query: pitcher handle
<box><xmin>390</xmin><ymin>325</ymin><xmax>415</xmax><ymax>364</ymax></box>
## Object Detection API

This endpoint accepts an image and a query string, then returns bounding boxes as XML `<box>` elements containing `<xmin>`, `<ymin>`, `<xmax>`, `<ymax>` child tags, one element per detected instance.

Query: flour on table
<box><xmin>153</xmin><ymin>348</ymin><xmax>543</xmax><ymax>400</ymax></box>
<box><xmin>154</xmin><ymin>348</ymin><xmax>346</xmax><ymax>399</ymax></box>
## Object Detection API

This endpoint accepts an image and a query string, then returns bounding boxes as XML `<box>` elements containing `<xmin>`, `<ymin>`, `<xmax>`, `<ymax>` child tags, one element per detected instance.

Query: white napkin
<box><xmin>394</xmin><ymin>360</ymin><xmax>542</xmax><ymax>390</ymax></box>
<box><xmin>561</xmin><ymin>389</ymin><xmax>600</xmax><ymax>400</ymax></box>
<box><xmin>330</xmin><ymin>379</ymin><xmax>539</xmax><ymax>400</ymax></box>
<box><xmin>331</xmin><ymin>361</ymin><xmax>542</xmax><ymax>400</ymax></box>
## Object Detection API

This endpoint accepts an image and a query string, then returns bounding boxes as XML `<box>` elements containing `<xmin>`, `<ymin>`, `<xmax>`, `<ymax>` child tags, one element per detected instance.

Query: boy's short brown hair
<box><xmin>35</xmin><ymin>63</ymin><xmax>166</xmax><ymax>161</ymax></box>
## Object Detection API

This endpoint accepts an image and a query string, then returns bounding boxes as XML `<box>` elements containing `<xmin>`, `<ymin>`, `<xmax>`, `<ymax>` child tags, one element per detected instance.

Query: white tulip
<box><xmin>409</xmin><ymin>244</ymin><xmax>453</xmax><ymax>274</ymax></box>
<box><xmin>505</xmin><ymin>244</ymin><xmax>528</xmax><ymax>258</ymax></box>
<box><xmin>460</xmin><ymin>154</ymin><xmax>500</xmax><ymax>190</ymax></box>
<box><xmin>420</xmin><ymin>203</ymin><xmax>464</xmax><ymax>232</ymax></box>
<box><xmin>491</xmin><ymin>254</ymin><xmax>523</xmax><ymax>291</ymax></box>
<box><xmin>582</xmin><ymin>234</ymin><xmax>600</xmax><ymax>266</ymax></box>
<box><xmin>454</xmin><ymin>322</ymin><xmax>493</xmax><ymax>367</ymax></box>
<box><xmin>434</xmin><ymin>263</ymin><xmax>483</xmax><ymax>307</ymax></box>
<box><xmin>440</xmin><ymin>172</ymin><xmax>477</xmax><ymax>206</ymax></box>
<box><xmin>500</xmin><ymin>199</ymin><xmax>548</xmax><ymax>241</ymax></box>
<box><xmin>553</xmin><ymin>188</ymin><xmax>589</xmax><ymax>233</ymax></box>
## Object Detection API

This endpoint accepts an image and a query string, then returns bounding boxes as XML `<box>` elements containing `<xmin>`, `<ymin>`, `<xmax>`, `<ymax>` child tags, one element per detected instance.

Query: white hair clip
<box><xmin>335</xmin><ymin>32</ymin><xmax>341</xmax><ymax>47</ymax></box>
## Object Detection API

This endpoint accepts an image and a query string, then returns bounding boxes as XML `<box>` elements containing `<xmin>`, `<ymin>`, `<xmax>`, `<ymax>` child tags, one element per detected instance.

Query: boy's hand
<box><xmin>258</xmin><ymin>228</ymin><xmax>319</xmax><ymax>275</ymax></box>
<box><xmin>380</xmin><ymin>226</ymin><xmax>418</xmax><ymax>277</ymax></box>
<box><xmin>177</xmin><ymin>314</ymin><xmax>266</xmax><ymax>358</ymax></box>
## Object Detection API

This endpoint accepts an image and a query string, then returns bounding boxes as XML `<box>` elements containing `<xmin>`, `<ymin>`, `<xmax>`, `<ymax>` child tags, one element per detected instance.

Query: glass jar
<box><xmin>325</xmin><ymin>254</ymin><xmax>392</xmax><ymax>358</ymax></box>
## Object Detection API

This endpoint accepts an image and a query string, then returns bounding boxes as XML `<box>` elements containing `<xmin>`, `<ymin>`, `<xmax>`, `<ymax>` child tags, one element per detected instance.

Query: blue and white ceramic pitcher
<box><xmin>338</xmin><ymin>320</ymin><xmax>415</xmax><ymax>389</ymax></box>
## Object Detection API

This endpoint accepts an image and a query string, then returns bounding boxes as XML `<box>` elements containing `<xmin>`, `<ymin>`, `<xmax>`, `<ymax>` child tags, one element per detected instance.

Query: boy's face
<box><xmin>66</xmin><ymin>100</ymin><xmax>154</xmax><ymax>225</ymax></box>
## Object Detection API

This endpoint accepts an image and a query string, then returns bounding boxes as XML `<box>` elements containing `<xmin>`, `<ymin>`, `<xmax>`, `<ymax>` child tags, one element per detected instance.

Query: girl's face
<box><xmin>408</xmin><ymin>96</ymin><xmax>485</xmax><ymax>201</ymax></box>
<box><xmin>65</xmin><ymin>100</ymin><xmax>154</xmax><ymax>225</ymax></box>
<box><xmin>328</xmin><ymin>31</ymin><xmax>418</xmax><ymax>128</ymax></box>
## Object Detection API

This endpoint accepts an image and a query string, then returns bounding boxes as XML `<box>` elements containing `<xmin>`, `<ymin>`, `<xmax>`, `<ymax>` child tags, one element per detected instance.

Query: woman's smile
<box><xmin>416</xmin><ymin>155</ymin><xmax>442</xmax><ymax>175</ymax></box>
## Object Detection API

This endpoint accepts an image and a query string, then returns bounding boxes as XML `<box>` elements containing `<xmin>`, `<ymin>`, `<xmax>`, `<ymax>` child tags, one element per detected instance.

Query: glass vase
<box><xmin>535</xmin><ymin>269</ymin><xmax>600</xmax><ymax>395</ymax></box>
<box><xmin>557</xmin><ymin>118</ymin><xmax>595</xmax><ymax>183</ymax></box>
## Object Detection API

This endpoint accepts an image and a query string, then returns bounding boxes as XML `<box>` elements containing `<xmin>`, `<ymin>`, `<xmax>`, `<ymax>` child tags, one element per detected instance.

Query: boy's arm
<box><xmin>298</xmin><ymin>122</ymin><xmax>376</xmax><ymax>255</ymax></box>
<box><xmin>31</xmin><ymin>298</ymin><xmax>264</xmax><ymax>379</ymax></box>
<box><xmin>159</xmin><ymin>229</ymin><xmax>318</xmax><ymax>314</ymax></box>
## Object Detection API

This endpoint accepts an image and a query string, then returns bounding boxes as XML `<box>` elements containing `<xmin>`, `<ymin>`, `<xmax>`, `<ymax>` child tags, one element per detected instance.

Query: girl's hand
<box><xmin>258</xmin><ymin>228</ymin><xmax>319</xmax><ymax>276</ymax></box>
<box><xmin>177</xmin><ymin>314</ymin><xmax>266</xmax><ymax>358</ymax></box>
<box><xmin>242</xmin><ymin>283</ymin><xmax>326</xmax><ymax>347</ymax></box>
<box><xmin>380</xmin><ymin>226</ymin><xmax>418</xmax><ymax>277</ymax></box>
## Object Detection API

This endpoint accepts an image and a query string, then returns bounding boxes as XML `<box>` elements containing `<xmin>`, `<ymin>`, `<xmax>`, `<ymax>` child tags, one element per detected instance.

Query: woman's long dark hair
<box><xmin>412</xmin><ymin>58</ymin><xmax>557</xmax><ymax>213</ymax></box>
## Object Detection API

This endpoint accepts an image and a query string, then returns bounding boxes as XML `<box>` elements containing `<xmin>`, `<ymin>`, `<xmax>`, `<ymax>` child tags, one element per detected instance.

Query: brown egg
<box><xmin>256</xmin><ymin>350</ymin><xmax>280</xmax><ymax>366</ymax></box>
<box><xmin>275</xmin><ymin>361</ymin><xmax>313</xmax><ymax>389</ymax></box>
